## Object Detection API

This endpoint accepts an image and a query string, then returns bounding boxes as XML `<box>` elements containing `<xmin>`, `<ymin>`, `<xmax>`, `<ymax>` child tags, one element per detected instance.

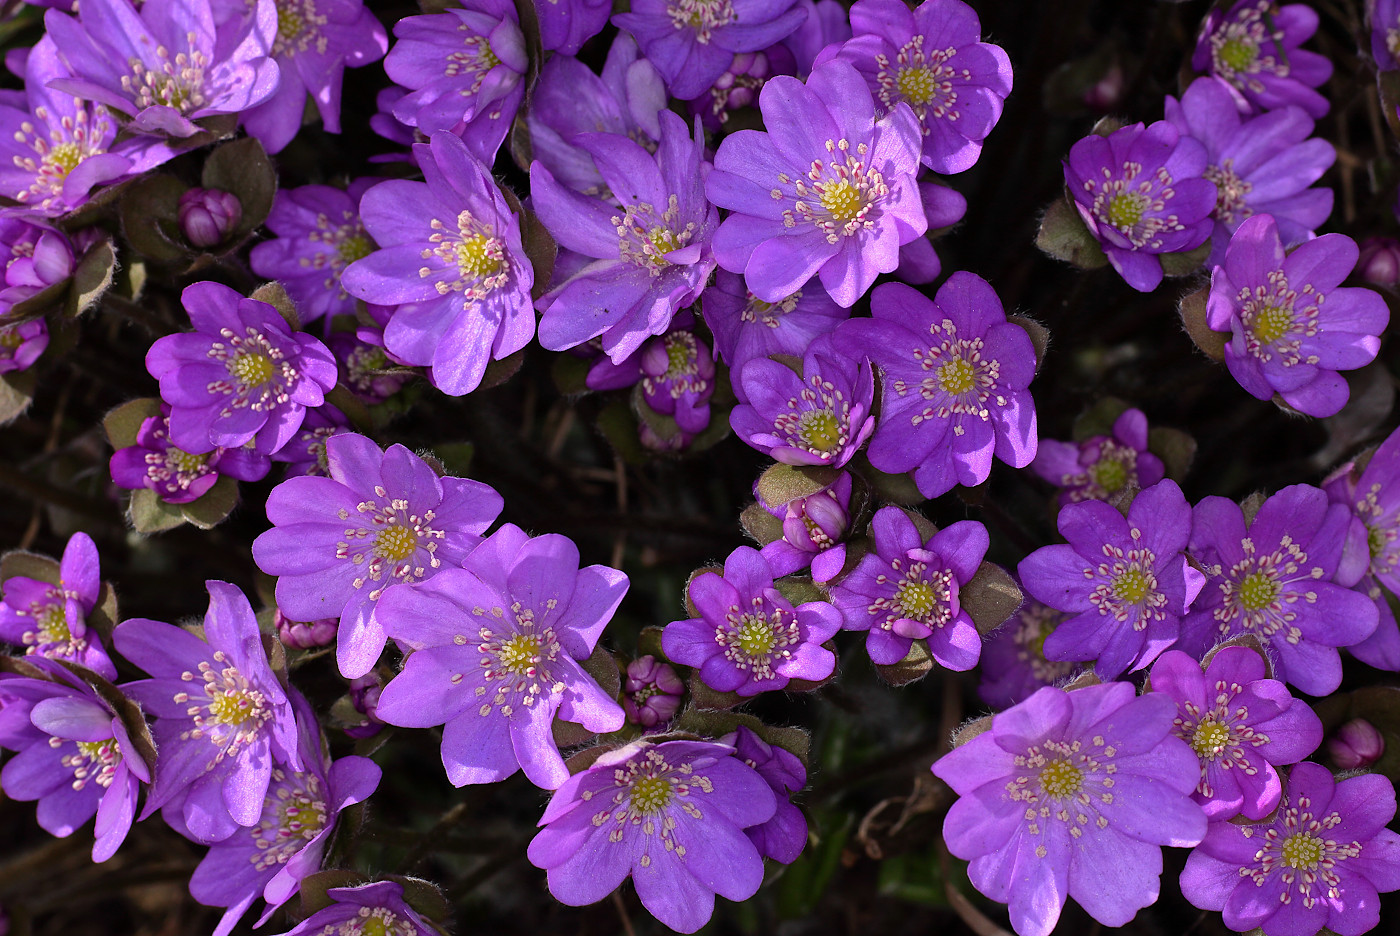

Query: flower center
<box><xmin>373</xmin><ymin>524</ymin><xmax>418</xmax><ymax>561</ymax></box>
<box><xmin>1107</xmin><ymin>192</ymin><xmax>1146</xmax><ymax>229</ymax></box>
<box><xmin>35</xmin><ymin>602</ymin><xmax>72</xmax><ymax>644</ymax></box>
<box><xmin>455</xmin><ymin>233</ymin><xmax>503</xmax><ymax>278</ymax></box>
<box><xmin>629</xmin><ymin>774</ymin><xmax>675</xmax><ymax>813</ymax></box>
<box><xmin>895</xmin><ymin>580</ymin><xmax>938</xmax><ymax>619</ymax></box>
<box><xmin>121</xmin><ymin>42</ymin><xmax>210</xmax><ymax>113</ymax></box>
<box><xmin>1089</xmin><ymin>456</ymin><xmax>1128</xmax><ymax>493</ymax></box>
<box><xmin>337</xmin><ymin>234</ymin><xmax>372</xmax><ymax>265</ymax></box>
<box><xmin>229</xmin><ymin>351</ymin><xmax>275</xmax><ymax>387</ymax></box>
<box><xmin>1113</xmin><ymin>568</ymin><xmax>1151</xmax><ymax>603</ymax></box>
<box><xmin>1370</xmin><ymin>524</ymin><xmax>1388</xmax><ymax>559</ymax></box>
<box><xmin>734</xmin><ymin>616</ymin><xmax>778</xmax><ymax>657</ymax></box>
<box><xmin>252</xmin><ymin>769</ymin><xmax>327</xmax><ymax>871</ymax></box>
<box><xmin>46</xmin><ymin>142</ymin><xmax>82</xmax><ymax>175</ymax></box>
<box><xmin>497</xmin><ymin>633</ymin><xmax>542</xmax><ymax>675</ymax></box>
<box><xmin>62</xmin><ymin>737</ymin><xmax>122</xmax><ymax>790</ymax></box>
<box><xmin>1204</xmin><ymin>160</ymin><xmax>1253</xmax><ymax>224</ymax></box>
<box><xmin>167</xmin><ymin>448</ymin><xmax>210</xmax><ymax>475</ymax></box>
<box><xmin>1191</xmin><ymin>718</ymin><xmax>1232</xmax><ymax>758</ymax></box>
<box><xmin>1281</xmin><ymin>832</ymin><xmax>1325</xmax><ymax>870</ymax></box>
<box><xmin>1249</xmin><ymin>303</ymin><xmax>1293</xmax><ymax>345</ymax></box>
<box><xmin>426</xmin><ymin>210</ymin><xmax>509</xmax><ymax>300</ymax></box>
<box><xmin>896</xmin><ymin>66</ymin><xmax>939</xmax><ymax>106</ymax></box>
<box><xmin>1237</xmin><ymin>571</ymin><xmax>1279</xmax><ymax>610</ymax></box>
<box><xmin>820</xmin><ymin>180</ymin><xmax>864</xmax><ymax>222</ymax></box>
<box><xmin>797</xmin><ymin>409</ymin><xmax>842</xmax><ymax>453</ymax></box>
<box><xmin>1217</xmin><ymin>37</ymin><xmax>1258</xmax><ymax>73</ymax></box>
<box><xmin>616</xmin><ymin>196</ymin><xmax>696</xmax><ymax>276</ymax></box>
<box><xmin>666</xmin><ymin>0</ymin><xmax>735</xmax><ymax>42</ymax></box>
<box><xmin>207</xmin><ymin>687</ymin><xmax>258</xmax><ymax>725</ymax></box>
<box><xmin>664</xmin><ymin>336</ymin><xmax>692</xmax><ymax>377</ymax></box>
<box><xmin>937</xmin><ymin>356</ymin><xmax>976</xmax><ymax>395</ymax></box>
<box><xmin>1039</xmin><ymin>758</ymin><xmax>1083</xmax><ymax>797</ymax></box>
<box><xmin>277</xmin><ymin>3</ymin><xmax>304</xmax><ymax>40</ymax></box>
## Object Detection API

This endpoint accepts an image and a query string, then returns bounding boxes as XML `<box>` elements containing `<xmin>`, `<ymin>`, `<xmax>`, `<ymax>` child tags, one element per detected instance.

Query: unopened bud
<box><xmin>274</xmin><ymin>608</ymin><xmax>337</xmax><ymax>649</ymax></box>
<box><xmin>345</xmin><ymin>673</ymin><xmax>385</xmax><ymax>739</ymax></box>
<box><xmin>623</xmin><ymin>655</ymin><xmax>684</xmax><ymax>729</ymax></box>
<box><xmin>1357</xmin><ymin>237</ymin><xmax>1400</xmax><ymax>289</ymax></box>
<box><xmin>1327</xmin><ymin>718</ymin><xmax>1385</xmax><ymax>770</ymax></box>
<box><xmin>178</xmin><ymin>187</ymin><xmax>242</xmax><ymax>248</ymax></box>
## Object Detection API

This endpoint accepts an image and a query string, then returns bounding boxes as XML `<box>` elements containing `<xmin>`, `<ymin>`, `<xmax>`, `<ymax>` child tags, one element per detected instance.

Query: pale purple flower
<box><xmin>781</xmin><ymin>0</ymin><xmax>851</xmax><ymax>75</ymax></box>
<box><xmin>976</xmin><ymin>592</ymin><xmax>1079</xmax><ymax>709</ymax></box>
<box><xmin>664</xmin><ymin>545</ymin><xmax>841</xmax><ymax>695</ymax></box>
<box><xmin>1180</xmin><ymin>484</ymin><xmax>1377</xmax><ymax>696</ymax></box>
<box><xmin>829</xmin><ymin>506</ymin><xmax>987</xmax><ymax>667</ymax></box>
<box><xmin>145</xmin><ymin>281</ymin><xmax>338</xmax><ymax>456</ymax></box>
<box><xmin>109</xmin><ymin>402</ymin><xmax>272</xmax><ymax>503</ymax></box>
<box><xmin>373</xmin><ymin>523</ymin><xmax>628</xmax><ymax>790</ymax></box>
<box><xmin>623</xmin><ymin>655</ymin><xmax>684</xmax><ymax>729</ymax></box>
<box><xmin>0</xmin><ymin>215</ymin><xmax>74</xmax><ymax>313</ymax></box>
<box><xmin>759</xmin><ymin>470</ymin><xmax>852</xmax><ymax>582</ymax></box>
<box><xmin>836</xmin><ymin>274</ymin><xmax>1038</xmax><ymax>498</ymax></box>
<box><xmin>818</xmin><ymin>0</ymin><xmax>1013</xmax><ymax>173</ymax></box>
<box><xmin>178</xmin><ymin>187</ymin><xmax>241</xmax><ymax>249</ymax></box>
<box><xmin>0</xmin><ymin>532</ymin><xmax>115</xmax><ymax>679</ymax></box>
<box><xmin>1062</xmin><ymin>120</ymin><xmax>1217</xmax><ymax>292</ymax></box>
<box><xmin>267</xmin><ymin>881</ymin><xmax>437</xmax><ymax>936</ymax></box>
<box><xmin>1018</xmin><ymin>479</ymin><xmax>1202</xmax><ymax>680</ymax></box>
<box><xmin>934</xmin><ymin>682</ymin><xmax>1207</xmax><ymax>936</ymax></box>
<box><xmin>114</xmin><ymin>581</ymin><xmax>301</xmax><ymax>843</ymax></box>
<box><xmin>1180</xmin><ymin>762</ymin><xmax>1400</xmax><ymax>936</ymax></box>
<box><xmin>1327</xmin><ymin>718</ymin><xmax>1384</xmax><ymax>770</ymax></box>
<box><xmin>584</xmin><ymin>325</ymin><xmax>718</xmax><ymax>435</ymax></box>
<box><xmin>0</xmin><ymin>320</ymin><xmax>48</xmax><ymax>374</ymax></box>
<box><xmin>341</xmin><ymin>131</ymin><xmax>533</xmax><ymax>396</ymax></box>
<box><xmin>1192</xmin><ymin>0</ymin><xmax>1332</xmax><ymax>119</ymax></box>
<box><xmin>613</xmin><ymin>0</ymin><xmax>807</xmax><ymax>100</ymax></box>
<box><xmin>268</xmin><ymin>404</ymin><xmax>350</xmax><ymax>478</ymax></box>
<box><xmin>686</xmin><ymin>45</ymin><xmax>795</xmax><ymax>131</ymax></box>
<box><xmin>700</xmin><ymin>271</ymin><xmax>847</xmax><ymax>377</ymax></box>
<box><xmin>1164</xmin><ymin>77</ymin><xmax>1333</xmax><ymax>268</ymax></box>
<box><xmin>44</xmin><ymin>0</ymin><xmax>282</xmax><ymax>138</ymax></box>
<box><xmin>251</xmin><ymin>432</ymin><xmax>503</xmax><ymax>679</ymax></box>
<box><xmin>538</xmin><ymin>0</ymin><xmax>612</xmax><ymax>55</ymax></box>
<box><xmin>1208</xmin><ymin>214</ymin><xmax>1388</xmax><ymax>418</ymax></box>
<box><xmin>327</xmin><ymin>307</ymin><xmax>409</xmax><ymax>404</ymax></box>
<box><xmin>1031</xmin><ymin>407</ymin><xmax>1165</xmax><ymax>506</ymax></box>
<box><xmin>532</xmin><ymin>111</ymin><xmax>718</xmax><ymax>363</ymax></box>
<box><xmin>1149</xmin><ymin>647</ymin><xmax>1322</xmax><ymax>821</ymax></box>
<box><xmin>527</xmin><ymin>738</ymin><xmax>776</xmax><ymax>934</ymax></box>
<box><xmin>706</xmin><ymin>59</ymin><xmax>926</xmax><ymax>308</ymax></box>
<box><xmin>721</xmin><ymin>726</ymin><xmax>807</xmax><ymax>863</ymax></box>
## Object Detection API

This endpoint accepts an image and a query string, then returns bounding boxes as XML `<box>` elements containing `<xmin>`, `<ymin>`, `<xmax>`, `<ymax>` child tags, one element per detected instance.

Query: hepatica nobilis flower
<box><xmin>1207</xmin><ymin>214</ymin><xmax>1388</xmax><ymax>418</ymax></box>
<box><xmin>721</xmin><ymin>726</ymin><xmax>808</xmax><ymax>864</ymax></box>
<box><xmin>818</xmin><ymin>0</ymin><xmax>1012</xmax><ymax>174</ymax></box>
<box><xmin>1018</xmin><ymin>479</ymin><xmax>1203</xmax><ymax>680</ymax></box>
<box><xmin>759</xmin><ymin>470</ymin><xmax>852</xmax><ymax>582</ymax></box>
<box><xmin>527</xmin><ymin>739</ymin><xmax>777</xmax><ymax>934</ymax></box>
<box><xmin>252</xmin><ymin>432</ymin><xmax>503</xmax><ymax>679</ymax></box>
<box><xmin>146</xmin><ymin>281</ymin><xmax>338</xmax><ymax>456</ymax></box>
<box><xmin>341</xmin><ymin>130</ymin><xmax>533</xmax><ymax>396</ymax></box>
<box><xmin>1063</xmin><ymin>119</ymin><xmax>1216</xmax><ymax>293</ymax></box>
<box><xmin>373</xmin><ymin>523</ymin><xmax>628</xmax><ymax>790</ymax></box>
<box><xmin>0</xmin><ymin>532</ymin><xmax>116</xmax><ymax>679</ymax></box>
<box><xmin>836</xmin><ymin>274</ymin><xmax>1038</xmax><ymax>498</ymax></box>
<box><xmin>0</xmin><ymin>320</ymin><xmax>48</xmax><ymax>375</ymax></box>
<box><xmin>1180</xmin><ymin>484</ymin><xmax>1376</xmax><ymax>697</ymax></box>
<box><xmin>701</xmin><ymin>271</ymin><xmax>847</xmax><ymax>377</ymax></box>
<box><xmin>829</xmin><ymin>506</ymin><xmax>987</xmax><ymax>668</ymax></box>
<box><xmin>1179</xmin><ymin>762</ymin><xmax>1400</xmax><ymax>936</ymax></box>
<box><xmin>976</xmin><ymin>592</ymin><xmax>1078</xmax><ymax>710</ymax></box>
<box><xmin>663</xmin><ymin>545</ymin><xmax>841</xmax><ymax>696</ymax></box>
<box><xmin>109</xmin><ymin>402</ymin><xmax>272</xmax><ymax>504</ymax></box>
<box><xmin>531</xmin><ymin>110</ymin><xmax>717</xmax><ymax>363</ymax></box>
<box><xmin>114</xmin><ymin>581</ymin><xmax>300</xmax><ymax>843</ymax></box>
<box><xmin>1192</xmin><ymin>0</ymin><xmax>1332</xmax><ymax>119</ymax></box>
<box><xmin>267</xmin><ymin>880</ymin><xmax>438</xmax><ymax>936</ymax></box>
<box><xmin>706</xmin><ymin>58</ymin><xmax>925</xmax><ymax>308</ymax></box>
<box><xmin>1030</xmin><ymin>407</ymin><xmax>1165</xmax><ymax>507</ymax></box>
<box><xmin>1374</xmin><ymin>0</ymin><xmax>1400</xmax><ymax>70</ymax></box>
<box><xmin>933</xmin><ymin>682</ymin><xmax>1207</xmax><ymax>936</ymax></box>
<box><xmin>1149</xmin><ymin>647</ymin><xmax>1321</xmax><ymax>822</ymax></box>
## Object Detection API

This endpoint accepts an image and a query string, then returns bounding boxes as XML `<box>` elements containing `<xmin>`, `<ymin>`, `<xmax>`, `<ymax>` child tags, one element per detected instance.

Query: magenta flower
<box><xmin>373</xmin><ymin>523</ymin><xmax>627</xmax><ymax>790</ymax></box>
<box><xmin>583</xmin><ymin>325</ymin><xmax>718</xmax><ymax>435</ymax></box>
<box><xmin>0</xmin><ymin>320</ymin><xmax>48</xmax><ymax>374</ymax></box>
<box><xmin>1063</xmin><ymin>119</ymin><xmax>1217</xmax><ymax>292</ymax></box>
<box><xmin>341</xmin><ymin>131</ymin><xmax>534</xmax><ymax>396</ymax></box>
<box><xmin>819</xmin><ymin>0</ymin><xmax>1013</xmax><ymax>173</ymax></box>
<box><xmin>836</xmin><ymin>274</ymin><xmax>1038</xmax><ymax>498</ymax></box>
<box><xmin>759</xmin><ymin>470</ymin><xmax>852</xmax><ymax>582</ymax></box>
<box><xmin>114</xmin><ymin>581</ymin><xmax>301</xmax><ymax>843</ymax></box>
<box><xmin>0</xmin><ymin>216</ymin><xmax>75</xmax><ymax>314</ymax></box>
<box><xmin>329</xmin><ymin>319</ymin><xmax>408</xmax><ymax>405</ymax></box>
<box><xmin>1207</xmin><ymin>214</ymin><xmax>1388</xmax><ymax>418</ymax></box>
<box><xmin>686</xmin><ymin>45</ymin><xmax>796</xmax><ymax>131</ymax></box>
<box><xmin>623</xmin><ymin>655</ymin><xmax>684</xmax><ymax>729</ymax></box>
<box><xmin>145</xmin><ymin>281</ymin><xmax>338</xmax><ymax>456</ymax></box>
<box><xmin>251</xmin><ymin>432</ymin><xmax>503</xmax><ymax>679</ymax></box>
<box><xmin>1017</xmin><ymin>479</ymin><xmax>1203</xmax><ymax>680</ymax></box>
<box><xmin>266</xmin><ymin>881</ymin><xmax>437</xmax><ymax>936</ymax></box>
<box><xmin>1031</xmin><ymin>407</ymin><xmax>1165</xmax><ymax>506</ymax></box>
<box><xmin>829</xmin><ymin>506</ymin><xmax>987</xmax><ymax>668</ymax></box>
<box><xmin>1192</xmin><ymin>0</ymin><xmax>1332</xmax><ymax>119</ymax></box>
<box><xmin>267</xmin><ymin>404</ymin><xmax>351</xmax><ymax>478</ymax></box>
<box><xmin>1180</xmin><ymin>762</ymin><xmax>1400</xmax><ymax>936</ymax></box>
<box><xmin>1327</xmin><ymin>719</ymin><xmax>1385</xmax><ymax>770</ymax></box>
<box><xmin>44</xmin><ymin>0</ymin><xmax>281</xmax><ymax>138</ymax></box>
<box><xmin>663</xmin><ymin>545</ymin><xmax>841</xmax><ymax>695</ymax></box>
<box><xmin>1180</xmin><ymin>484</ymin><xmax>1376</xmax><ymax>696</ymax></box>
<box><xmin>527</xmin><ymin>738</ymin><xmax>776</xmax><ymax>933</ymax></box>
<box><xmin>0</xmin><ymin>532</ymin><xmax>115</xmax><ymax>678</ymax></box>
<box><xmin>109</xmin><ymin>402</ymin><xmax>272</xmax><ymax>503</ymax></box>
<box><xmin>701</xmin><ymin>271</ymin><xmax>847</xmax><ymax>377</ymax></box>
<box><xmin>272</xmin><ymin>609</ymin><xmax>336</xmax><ymax>650</ymax></box>
<box><xmin>1149</xmin><ymin>647</ymin><xmax>1322</xmax><ymax>821</ymax></box>
<box><xmin>976</xmin><ymin>592</ymin><xmax>1078</xmax><ymax>709</ymax></box>
<box><xmin>613</xmin><ymin>0</ymin><xmax>807</xmax><ymax>100</ymax></box>
<box><xmin>934</xmin><ymin>682</ymin><xmax>1207</xmax><ymax>936</ymax></box>
<box><xmin>706</xmin><ymin>59</ymin><xmax>926</xmax><ymax>308</ymax></box>
<box><xmin>721</xmin><ymin>726</ymin><xmax>808</xmax><ymax>864</ymax></box>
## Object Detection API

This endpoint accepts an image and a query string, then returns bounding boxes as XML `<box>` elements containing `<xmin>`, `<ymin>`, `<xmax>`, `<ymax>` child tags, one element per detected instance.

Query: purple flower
<box><xmin>1179</xmin><ymin>762</ymin><xmax>1400</xmax><ymax>936</ymax></box>
<box><xmin>818</xmin><ymin>0</ymin><xmax>1013</xmax><ymax>173</ymax></box>
<box><xmin>686</xmin><ymin>45</ymin><xmax>796</xmax><ymax>131</ymax></box>
<box><xmin>341</xmin><ymin>131</ymin><xmax>534</xmax><ymax>396</ymax></box>
<box><xmin>0</xmin><ymin>656</ymin><xmax>149</xmax><ymax>862</ymax></box>
<box><xmin>934</xmin><ymin>682</ymin><xmax>1207</xmax><ymax>936</ymax></box>
<box><xmin>273</xmin><ymin>608</ymin><xmax>337</xmax><ymax>650</ymax></box>
<box><xmin>527</xmin><ymin>738</ymin><xmax>776</xmax><ymax>934</ymax></box>
<box><xmin>829</xmin><ymin>506</ymin><xmax>986</xmax><ymax>668</ymax></box>
<box><xmin>1327</xmin><ymin>718</ymin><xmax>1385</xmax><ymax>770</ymax></box>
<box><xmin>1017</xmin><ymin>479</ymin><xmax>1202</xmax><ymax>679</ymax></box>
<box><xmin>343</xmin><ymin>672</ymin><xmax>385</xmax><ymax>740</ymax></box>
<box><xmin>251</xmin><ymin>432</ymin><xmax>503</xmax><ymax>679</ymax></box>
<box><xmin>585</xmin><ymin>326</ymin><xmax>718</xmax><ymax>435</ymax></box>
<box><xmin>114</xmin><ymin>581</ymin><xmax>301</xmax><ymax>843</ymax></box>
<box><xmin>1192</xmin><ymin>0</ymin><xmax>1332</xmax><ymax>119</ymax></box>
<box><xmin>976</xmin><ymin>593</ymin><xmax>1079</xmax><ymax>709</ymax></box>
<box><xmin>0</xmin><ymin>532</ymin><xmax>115</xmax><ymax>678</ymax></box>
<box><xmin>268</xmin><ymin>404</ymin><xmax>351</xmax><ymax>478</ymax></box>
<box><xmin>663</xmin><ymin>545</ymin><xmax>841</xmax><ymax>695</ymax></box>
<box><xmin>248</xmin><ymin>180</ymin><xmax>379</xmax><ymax>325</ymax></box>
<box><xmin>623</xmin><ymin>655</ymin><xmax>684</xmax><ymax>729</ymax></box>
<box><xmin>383</xmin><ymin>1</ymin><xmax>527</xmax><ymax>160</ymax></box>
<box><xmin>1207</xmin><ymin>214</ymin><xmax>1388</xmax><ymax>418</ymax></box>
<box><xmin>109</xmin><ymin>402</ymin><xmax>272</xmax><ymax>503</ymax></box>
<box><xmin>44</xmin><ymin>0</ymin><xmax>282</xmax><ymax>138</ymax></box>
<box><xmin>0</xmin><ymin>216</ymin><xmax>74</xmax><ymax>312</ymax></box>
<box><xmin>721</xmin><ymin>726</ymin><xmax>807</xmax><ymax>864</ymax></box>
<box><xmin>1374</xmin><ymin>0</ymin><xmax>1400</xmax><ymax>70</ymax></box>
<box><xmin>613</xmin><ymin>0</ymin><xmax>807</xmax><ymax>100</ymax></box>
<box><xmin>701</xmin><ymin>271</ymin><xmax>847</xmax><ymax>376</ymax></box>
<box><xmin>0</xmin><ymin>320</ymin><xmax>48</xmax><ymax>374</ymax></box>
<box><xmin>730</xmin><ymin>332</ymin><xmax>875</xmax><ymax>468</ymax></box>
<box><xmin>781</xmin><ymin>0</ymin><xmax>851</xmax><ymax>75</ymax></box>
<box><xmin>532</xmin><ymin>111</ymin><xmax>718</xmax><ymax>363</ymax></box>
<box><xmin>1031</xmin><ymin>407</ymin><xmax>1165</xmax><ymax>506</ymax></box>
<box><xmin>1357</xmin><ymin>235</ymin><xmax>1400</xmax><ymax>288</ymax></box>
<box><xmin>1063</xmin><ymin>120</ymin><xmax>1217</xmax><ymax>292</ymax></box>
<box><xmin>1180</xmin><ymin>484</ymin><xmax>1377</xmax><ymax>696</ymax></box>
<box><xmin>836</xmin><ymin>274</ymin><xmax>1038</xmax><ymax>498</ymax></box>
<box><xmin>327</xmin><ymin>310</ymin><xmax>409</xmax><ymax>404</ymax></box>
<box><xmin>145</xmin><ymin>281</ymin><xmax>338</xmax><ymax>456</ymax></box>
<box><xmin>1164</xmin><ymin>77</ymin><xmax>1333</xmax><ymax>269</ymax></box>
<box><xmin>178</xmin><ymin>187</ymin><xmax>241</xmax><ymax>249</ymax></box>
<box><xmin>706</xmin><ymin>59</ymin><xmax>926</xmax><ymax>308</ymax></box>
<box><xmin>538</xmin><ymin>0</ymin><xmax>612</xmax><ymax>55</ymax></box>
<box><xmin>759</xmin><ymin>470</ymin><xmax>852</xmax><ymax>582</ymax></box>
<box><xmin>267</xmin><ymin>881</ymin><xmax>437</xmax><ymax>936</ymax></box>
<box><xmin>1149</xmin><ymin>647</ymin><xmax>1322</xmax><ymax>821</ymax></box>
<box><xmin>373</xmin><ymin>523</ymin><xmax>627</xmax><ymax>790</ymax></box>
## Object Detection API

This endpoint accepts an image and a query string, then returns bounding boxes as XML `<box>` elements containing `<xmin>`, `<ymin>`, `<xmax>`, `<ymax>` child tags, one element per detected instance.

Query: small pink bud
<box><xmin>274</xmin><ymin>608</ymin><xmax>337</xmax><ymax>649</ymax></box>
<box><xmin>1357</xmin><ymin>237</ymin><xmax>1400</xmax><ymax>289</ymax></box>
<box><xmin>178</xmin><ymin>187</ymin><xmax>242</xmax><ymax>248</ymax></box>
<box><xmin>1327</xmin><ymin>718</ymin><xmax>1385</xmax><ymax>770</ymax></box>
<box><xmin>623</xmin><ymin>655</ymin><xmax>685</xmax><ymax>729</ymax></box>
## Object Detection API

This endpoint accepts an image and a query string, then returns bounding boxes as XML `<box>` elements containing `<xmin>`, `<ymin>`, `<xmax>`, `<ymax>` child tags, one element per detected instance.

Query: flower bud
<box><xmin>1357</xmin><ymin>237</ymin><xmax>1400</xmax><ymax>289</ymax></box>
<box><xmin>178</xmin><ymin>187</ymin><xmax>242</xmax><ymax>248</ymax></box>
<box><xmin>274</xmin><ymin>608</ymin><xmax>337</xmax><ymax>649</ymax></box>
<box><xmin>345</xmin><ymin>672</ymin><xmax>385</xmax><ymax>739</ymax></box>
<box><xmin>623</xmin><ymin>654</ymin><xmax>684</xmax><ymax>729</ymax></box>
<box><xmin>1327</xmin><ymin>718</ymin><xmax>1385</xmax><ymax>770</ymax></box>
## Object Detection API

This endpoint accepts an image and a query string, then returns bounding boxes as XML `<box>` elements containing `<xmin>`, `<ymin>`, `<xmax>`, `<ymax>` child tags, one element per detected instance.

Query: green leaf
<box><xmin>1007</xmin><ymin>315</ymin><xmax>1049</xmax><ymax>371</ymax></box>
<box><xmin>0</xmin><ymin>550</ymin><xmax>61</xmax><ymax>587</ymax></box>
<box><xmin>1036</xmin><ymin>195</ymin><xmax>1107</xmax><ymax>270</ymax></box>
<box><xmin>1148</xmin><ymin>426</ymin><xmax>1197</xmax><ymax>483</ymax></box>
<box><xmin>128</xmin><ymin>488</ymin><xmax>188</xmax><ymax>534</ymax></box>
<box><xmin>181</xmin><ymin>474</ymin><xmax>239</xmax><ymax>529</ymax></box>
<box><xmin>1159</xmin><ymin>239</ymin><xmax>1211</xmax><ymax>278</ymax></box>
<box><xmin>961</xmin><ymin>562</ymin><xmax>1022</xmax><ymax>635</ymax></box>
<box><xmin>201</xmin><ymin>137</ymin><xmax>277</xmax><ymax>242</ymax></box>
<box><xmin>754</xmin><ymin>463</ymin><xmax>842</xmax><ymax>509</ymax></box>
<box><xmin>65</xmin><ymin>238</ymin><xmax>116</xmax><ymax>318</ymax></box>
<box><xmin>119</xmin><ymin>174</ymin><xmax>188</xmax><ymax>263</ymax></box>
<box><xmin>298</xmin><ymin>870</ymin><xmax>369</xmax><ymax>918</ymax></box>
<box><xmin>873</xmin><ymin>639</ymin><xmax>933</xmax><ymax>686</ymax></box>
<box><xmin>739</xmin><ymin>501</ymin><xmax>785</xmax><ymax>545</ymax></box>
<box><xmin>102</xmin><ymin>397</ymin><xmax>162</xmax><ymax>450</ymax></box>
<box><xmin>1</xmin><ymin>280</ymin><xmax>66</xmax><ymax>325</ymax></box>
<box><xmin>687</xmin><ymin>669</ymin><xmax>743</xmax><ymax>711</ymax></box>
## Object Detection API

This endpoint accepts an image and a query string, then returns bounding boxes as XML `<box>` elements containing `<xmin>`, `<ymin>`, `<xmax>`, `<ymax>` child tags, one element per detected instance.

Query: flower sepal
<box><xmin>1036</xmin><ymin>192</ymin><xmax>1109</xmax><ymax>270</ymax></box>
<box><xmin>872</xmin><ymin>638</ymin><xmax>934</xmax><ymax>687</ymax></box>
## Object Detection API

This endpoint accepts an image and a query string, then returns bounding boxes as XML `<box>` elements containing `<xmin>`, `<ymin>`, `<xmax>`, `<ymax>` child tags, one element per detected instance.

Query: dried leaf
<box><xmin>1179</xmin><ymin>284</ymin><xmax>1226</xmax><ymax>362</ymax></box>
